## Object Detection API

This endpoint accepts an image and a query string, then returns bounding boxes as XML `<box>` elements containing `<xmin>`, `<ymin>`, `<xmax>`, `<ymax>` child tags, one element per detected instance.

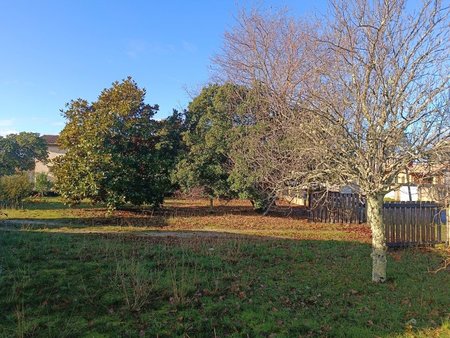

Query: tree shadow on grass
<box><xmin>125</xmin><ymin>202</ymin><xmax>309</xmax><ymax>218</ymax></box>
<box><xmin>0</xmin><ymin>229</ymin><xmax>448</xmax><ymax>337</ymax></box>
<box><xmin>21</xmin><ymin>198</ymin><xmax>93</xmax><ymax>210</ymax></box>
<box><xmin>18</xmin><ymin>197</ymin><xmax>310</xmax><ymax>219</ymax></box>
<box><xmin>0</xmin><ymin>215</ymin><xmax>170</xmax><ymax>230</ymax></box>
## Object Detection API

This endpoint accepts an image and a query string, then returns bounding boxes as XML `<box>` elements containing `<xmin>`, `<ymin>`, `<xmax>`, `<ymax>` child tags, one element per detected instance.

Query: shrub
<box><xmin>0</xmin><ymin>173</ymin><xmax>33</xmax><ymax>209</ymax></box>
<box><xmin>34</xmin><ymin>172</ymin><xmax>53</xmax><ymax>196</ymax></box>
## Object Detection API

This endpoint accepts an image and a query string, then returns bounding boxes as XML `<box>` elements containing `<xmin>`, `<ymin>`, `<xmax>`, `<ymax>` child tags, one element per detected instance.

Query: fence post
<box><xmin>447</xmin><ymin>204</ymin><xmax>450</xmax><ymax>247</ymax></box>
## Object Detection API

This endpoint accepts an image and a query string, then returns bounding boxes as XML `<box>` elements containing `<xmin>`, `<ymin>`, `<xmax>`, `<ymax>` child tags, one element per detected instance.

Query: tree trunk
<box><xmin>405</xmin><ymin>167</ymin><xmax>412</xmax><ymax>201</ymax></box>
<box><xmin>367</xmin><ymin>194</ymin><xmax>387</xmax><ymax>283</ymax></box>
<box><xmin>209</xmin><ymin>197</ymin><xmax>214</xmax><ymax>209</ymax></box>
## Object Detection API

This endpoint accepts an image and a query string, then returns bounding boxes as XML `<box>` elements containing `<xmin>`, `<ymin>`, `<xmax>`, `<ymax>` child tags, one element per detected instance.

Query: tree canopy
<box><xmin>172</xmin><ymin>84</ymin><xmax>236</xmax><ymax>205</ymax></box>
<box><xmin>0</xmin><ymin>132</ymin><xmax>48</xmax><ymax>176</ymax></box>
<box><xmin>52</xmin><ymin>77</ymin><xmax>175</xmax><ymax>209</ymax></box>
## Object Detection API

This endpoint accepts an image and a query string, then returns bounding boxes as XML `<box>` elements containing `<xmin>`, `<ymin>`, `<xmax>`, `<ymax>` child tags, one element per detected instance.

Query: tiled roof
<box><xmin>42</xmin><ymin>134</ymin><xmax>59</xmax><ymax>145</ymax></box>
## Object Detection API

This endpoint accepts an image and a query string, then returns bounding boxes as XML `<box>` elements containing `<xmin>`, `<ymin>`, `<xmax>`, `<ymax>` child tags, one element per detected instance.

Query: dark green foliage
<box><xmin>172</xmin><ymin>83</ymin><xmax>261</xmax><ymax>204</ymax></box>
<box><xmin>34</xmin><ymin>172</ymin><xmax>53</xmax><ymax>196</ymax></box>
<box><xmin>228</xmin><ymin>162</ymin><xmax>274</xmax><ymax>212</ymax></box>
<box><xmin>52</xmin><ymin>77</ymin><xmax>173</xmax><ymax>209</ymax></box>
<box><xmin>172</xmin><ymin>83</ymin><xmax>276</xmax><ymax>210</ymax></box>
<box><xmin>155</xmin><ymin>109</ymin><xmax>186</xmax><ymax>193</ymax></box>
<box><xmin>0</xmin><ymin>173</ymin><xmax>33</xmax><ymax>208</ymax></box>
<box><xmin>0</xmin><ymin>132</ymin><xmax>48</xmax><ymax>176</ymax></box>
<box><xmin>173</xmin><ymin>84</ymin><xmax>236</xmax><ymax>202</ymax></box>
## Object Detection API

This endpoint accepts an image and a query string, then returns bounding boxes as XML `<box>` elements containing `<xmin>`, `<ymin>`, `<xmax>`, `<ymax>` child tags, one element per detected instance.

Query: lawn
<box><xmin>0</xmin><ymin>198</ymin><xmax>449</xmax><ymax>337</ymax></box>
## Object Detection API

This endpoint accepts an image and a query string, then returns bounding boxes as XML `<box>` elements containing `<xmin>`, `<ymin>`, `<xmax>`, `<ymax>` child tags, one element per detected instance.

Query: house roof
<box><xmin>42</xmin><ymin>134</ymin><xmax>59</xmax><ymax>145</ymax></box>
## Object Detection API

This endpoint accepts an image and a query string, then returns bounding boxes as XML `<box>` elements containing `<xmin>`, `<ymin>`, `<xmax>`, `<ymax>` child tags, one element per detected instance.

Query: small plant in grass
<box><xmin>15</xmin><ymin>303</ymin><xmax>27</xmax><ymax>338</ymax></box>
<box><xmin>167</xmin><ymin>248</ymin><xmax>199</xmax><ymax>306</ymax></box>
<box><xmin>113</xmin><ymin>252</ymin><xmax>159</xmax><ymax>312</ymax></box>
<box><xmin>169</xmin><ymin>267</ymin><xmax>191</xmax><ymax>306</ymax></box>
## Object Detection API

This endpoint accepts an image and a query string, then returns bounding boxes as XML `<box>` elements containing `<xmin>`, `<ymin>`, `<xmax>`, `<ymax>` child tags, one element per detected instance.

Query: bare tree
<box><xmin>216</xmin><ymin>0</ymin><xmax>450</xmax><ymax>282</ymax></box>
<box><xmin>215</xmin><ymin>9</ymin><xmax>323</xmax><ymax>208</ymax></box>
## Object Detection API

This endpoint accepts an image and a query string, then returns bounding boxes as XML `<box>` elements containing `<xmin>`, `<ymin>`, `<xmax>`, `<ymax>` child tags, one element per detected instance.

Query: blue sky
<box><xmin>0</xmin><ymin>0</ymin><xmax>327</xmax><ymax>136</ymax></box>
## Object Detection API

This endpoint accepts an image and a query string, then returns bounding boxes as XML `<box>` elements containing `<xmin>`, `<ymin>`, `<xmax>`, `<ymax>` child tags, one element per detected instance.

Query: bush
<box><xmin>0</xmin><ymin>173</ymin><xmax>33</xmax><ymax>209</ymax></box>
<box><xmin>35</xmin><ymin>172</ymin><xmax>53</xmax><ymax>196</ymax></box>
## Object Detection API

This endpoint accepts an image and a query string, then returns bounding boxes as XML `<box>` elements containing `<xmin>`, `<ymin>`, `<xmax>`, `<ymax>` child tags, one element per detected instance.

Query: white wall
<box><xmin>35</xmin><ymin>145</ymin><xmax>66</xmax><ymax>180</ymax></box>
<box><xmin>399</xmin><ymin>186</ymin><xmax>418</xmax><ymax>201</ymax></box>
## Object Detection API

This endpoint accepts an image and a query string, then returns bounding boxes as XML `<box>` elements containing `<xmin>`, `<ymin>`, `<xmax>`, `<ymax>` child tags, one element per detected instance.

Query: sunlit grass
<box><xmin>0</xmin><ymin>197</ymin><xmax>93</xmax><ymax>220</ymax></box>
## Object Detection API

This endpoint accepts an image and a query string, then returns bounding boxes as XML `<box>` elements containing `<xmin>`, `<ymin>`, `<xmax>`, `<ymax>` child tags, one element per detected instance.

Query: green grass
<box><xmin>0</xmin><ymin>197</ymin><xmax>449</xmax><ymax>337</ymax></box>
<box><xmin>0</xmin><ymin>197</ymin><xmax>93</xmax><ymax>220</ymax></box>
<box><xmin>0</xmin><ymin>231</ymin><xmax>449</xmax><ymax>337</ymax></box>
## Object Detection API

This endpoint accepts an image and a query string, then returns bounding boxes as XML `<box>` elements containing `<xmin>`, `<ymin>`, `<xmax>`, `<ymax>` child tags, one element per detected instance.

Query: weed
<box><xmin>15</xmin><ymin>302</ymin><xmax>25</xmax><ymax>338</ymax></box>
<box><xmin>113</xmin><ymin>251</ymin><xmax>159</xmax><ymax>312</ymax></box>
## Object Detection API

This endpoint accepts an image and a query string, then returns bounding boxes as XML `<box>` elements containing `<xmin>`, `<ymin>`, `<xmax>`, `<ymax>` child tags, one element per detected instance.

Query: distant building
<box><xmin>286</xmin><ymin>166</ymin><xmax>450</xmax><ymax>205</ymax></box>
<box><xmin>35</xmin><ymin>135</ymin><xmax>66</xmax><ymax>180</ymax></box>
<box><xmin>385</xmin><ymin>166</ymin><xmax>450</xmax><ymax>202</ymax></box>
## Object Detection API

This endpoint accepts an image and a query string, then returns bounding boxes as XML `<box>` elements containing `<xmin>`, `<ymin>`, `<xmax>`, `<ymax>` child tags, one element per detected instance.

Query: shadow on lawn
<box><xmin>22</xmin><ymin>198</ymin><xmax>310</xmax><ymax>218</ymax></box>
<box><xmin>0</xmin><ymin>215</ymin><xmax>170</xmax><ymax>229</ymax></box>
<box><xmin>0</xmin><ymin>200</ymin><xmax>315</xmax><ymax>233</ymax></box>
<box><xmin>21</xmin><ymin>198</ymin><xmax>93</xmax><ymax>210</ymax></box>
<box><xmin>0</xmin><ymin>230</ymin><xmax>448</xmax><ymax>337</ymax></box>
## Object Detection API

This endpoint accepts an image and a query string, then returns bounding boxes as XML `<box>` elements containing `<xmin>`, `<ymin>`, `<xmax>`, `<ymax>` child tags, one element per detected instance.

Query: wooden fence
<box><xmin>383</xmin><ymin>202</ymin><xmax>445</xmax><ymax>247</ymax></box>
<box><xmin>308</xmin><ymin>192</ymin><xmax>447</xmax><ymax>247</ymax></box>
<box><xmin>308</xmin><ymin>192</ymin><xmax>366</xmax><ymax>223</ymax></box>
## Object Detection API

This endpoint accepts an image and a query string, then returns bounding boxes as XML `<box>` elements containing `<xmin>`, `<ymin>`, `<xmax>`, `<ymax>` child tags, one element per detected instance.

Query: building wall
<box><xmin>386</xmin><ymin>170</ymin><xmax>447</xmax><ymax>202</ymax></box>
<box><xmin>34</xmin><ymin>145</ymin><xmax>66</xmax><ymax>180</ymax></box>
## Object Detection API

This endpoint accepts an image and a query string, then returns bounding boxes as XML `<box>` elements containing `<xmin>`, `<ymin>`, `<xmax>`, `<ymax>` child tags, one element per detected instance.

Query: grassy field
<box><xmin>0</xmin><ymin>198</ymin><xmax>449</xmax><ymax>337</ymax></box>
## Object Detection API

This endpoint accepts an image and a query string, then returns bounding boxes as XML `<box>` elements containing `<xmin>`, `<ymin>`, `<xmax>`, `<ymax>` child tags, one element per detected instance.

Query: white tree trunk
<box><xmin>367</xmin><ymin>194</ymin><xmax>387</xmax><ymax>283</ymax></box>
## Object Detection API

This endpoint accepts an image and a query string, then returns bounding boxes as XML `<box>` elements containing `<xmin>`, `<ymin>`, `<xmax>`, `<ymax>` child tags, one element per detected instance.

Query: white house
<box><xmin>35</xmin><ymin>135</ymin><xmax>66</xmax><ymax>180</ymax></box>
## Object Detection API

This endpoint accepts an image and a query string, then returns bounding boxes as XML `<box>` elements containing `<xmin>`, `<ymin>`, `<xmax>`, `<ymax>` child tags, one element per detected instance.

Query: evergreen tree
<box><xmin>53</xmin><ymin>77</ymin><xmax>170</xmax><ymax>209</ymax></box>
